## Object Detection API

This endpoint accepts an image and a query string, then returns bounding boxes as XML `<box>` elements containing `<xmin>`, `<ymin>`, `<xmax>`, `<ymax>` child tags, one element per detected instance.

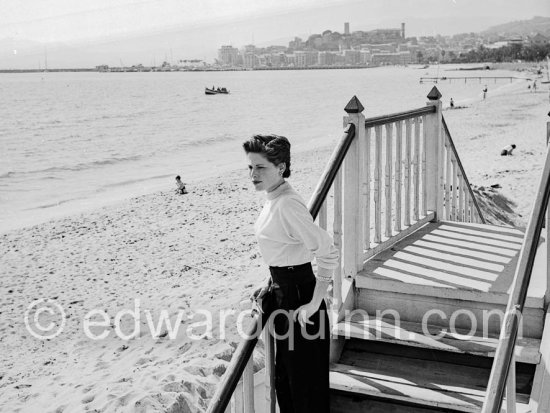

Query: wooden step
<box><xmin>330</xmin><ymin>354</ymin><xmax>530</xmax><ymax>412</ymax></box>
<box><xmin>333</xmin><ymin>312</ymin><xmax>541</xmax><ymax>364</ymax></box>
<box><xmin>355</xmin><ymin>287</ymin><xmax>545</xmax><ymax>339</ymax></box>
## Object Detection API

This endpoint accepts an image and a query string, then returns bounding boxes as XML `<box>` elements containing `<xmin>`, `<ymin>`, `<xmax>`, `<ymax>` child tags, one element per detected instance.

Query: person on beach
<box><xmin>500</xmin><ymin>144</ymin><xmax>516</xmax><ymax>156</ymax></box>
<box><xmin>244</xmin><ymin>134</ymin><xmax>337</xmax><ymax>413</ymax></box>
<box><xmin>482</xmin><ymin>86</ymin><xmax>488</xmax><ymax>100</ymax></box>
<box><xmin>450</xmin><ymin>98</ymin><xmax>454</xmax><ymax>108</ymax></box>
<box><xmin>175</xmin><ymin>175</ymin><xmax>187</xmax><ymax>194</ymax></box>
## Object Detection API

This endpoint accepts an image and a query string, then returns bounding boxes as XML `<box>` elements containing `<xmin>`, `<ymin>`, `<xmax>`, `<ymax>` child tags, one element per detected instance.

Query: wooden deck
<box><xmin>357</xmin><ymin>220</ymin><xmax>546</xmax><ymax>309</ymax></box>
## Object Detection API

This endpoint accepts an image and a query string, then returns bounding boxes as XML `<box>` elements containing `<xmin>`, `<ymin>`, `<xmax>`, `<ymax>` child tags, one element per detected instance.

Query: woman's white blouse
<box><xmin>254</xmin><ymin>182</ymin><xmax>339</xmax><ymax>282</ymax></box>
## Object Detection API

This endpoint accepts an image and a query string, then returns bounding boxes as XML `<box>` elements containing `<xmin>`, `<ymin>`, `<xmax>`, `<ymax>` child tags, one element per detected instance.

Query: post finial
<box><xmin>344</xmin><ymin>96</ymin><xmax>364</xmax><ymax>113</ymax></box>
<box><xmin>427</xmin><ymin>86</ymin><xmax>442</xmax><ymax>101</ymax></box>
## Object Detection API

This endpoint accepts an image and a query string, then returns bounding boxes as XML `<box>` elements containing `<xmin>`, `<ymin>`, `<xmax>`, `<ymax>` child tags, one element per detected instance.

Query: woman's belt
<box><xmin>269</xmin><ymin>262</ymin><xmax>314</xmax><ymax>285</ymax></box>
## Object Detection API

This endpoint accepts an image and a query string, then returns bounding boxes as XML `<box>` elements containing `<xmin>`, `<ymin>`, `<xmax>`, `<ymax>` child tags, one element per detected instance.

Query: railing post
<box><xmin>546</xmin><ymin>130</ymin><xmax>550</xmax><ymax>308</ymax></box>
<box><xmin>343</xmin><ymin>96</ymin><xmax>365</xmax><ymax>277</ymax></box>
<box><xmin>425</xmin><ymin>86</ymin><xmax>444</xmax><ymax>221</ymax></box>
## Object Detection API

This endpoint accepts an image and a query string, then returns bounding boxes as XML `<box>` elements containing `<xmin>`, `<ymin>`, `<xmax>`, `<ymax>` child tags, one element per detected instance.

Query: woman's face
<box><xmin>247</xmin><ymin>152</ymin><xmax>284</xmax><ymax>192</ymax></box>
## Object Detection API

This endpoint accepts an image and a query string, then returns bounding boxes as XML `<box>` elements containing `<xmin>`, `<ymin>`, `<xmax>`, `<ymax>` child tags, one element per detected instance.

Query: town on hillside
<box><xmin>95</xmin><ymin>20</ymin><xmax>550</xmax><ymax>72</ymax></box>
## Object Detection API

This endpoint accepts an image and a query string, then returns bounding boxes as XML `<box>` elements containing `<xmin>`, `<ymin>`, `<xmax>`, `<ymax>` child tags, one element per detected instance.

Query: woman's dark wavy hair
<box><xmin>243</xmin><ymin>134</ymin><xmax>291</xmax><ymax>178</ymax></box>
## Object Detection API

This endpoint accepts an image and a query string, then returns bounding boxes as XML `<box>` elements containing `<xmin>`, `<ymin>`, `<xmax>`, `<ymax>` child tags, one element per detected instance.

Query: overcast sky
<box><xmin>1</xmin><ymin>0</ymin><xmax>549</xmax><ymax>68</ymax></box>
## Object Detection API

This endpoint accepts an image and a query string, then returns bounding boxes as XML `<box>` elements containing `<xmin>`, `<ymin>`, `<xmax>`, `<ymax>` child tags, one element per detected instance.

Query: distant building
<box><xmin>345</xmin><ymin>22</ymin><xmax>350</xmax><ymax>36</ymax></box>
<box><xmin>371</xmin><ymin>51</ymin><xmax>411</xmax><ymax>65</ymax></box>
<box><xmin>344</xmin><ymin>49</ymin><xmax>361</xmax><ymax>64</ymax></box>
<box><xmin>530</xmin><ymin>33</ymin><xmax>549</xmax><ymax>45</ymax></box>
<box><xmin>318</xmin><ymin>51</ymin><xmax>337</xmax><ymax>65</ymax></box>
<box><xmin>218</xmin><ymin>45</ymin><xmax>239</xmax><ymax>66</ymax></box>
<box><xmin>294</xmin><ymin>50</ymin><xmax>319</xmax><ymax>67</ymax></box>
<box><xmin>243</xmin><ymin>52</ymin><xmax>258</xmax><ymax>68</ymax></box>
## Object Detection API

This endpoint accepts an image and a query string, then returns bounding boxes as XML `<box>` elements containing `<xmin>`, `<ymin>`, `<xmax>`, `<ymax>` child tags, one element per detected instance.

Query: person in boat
<box><xmin>175</xmin><ymin>175</ymin><xmax>188</xmax><ymax>194</ymax></box>
<box><xmin>500</xmin><ymin>144</ymin><xmax>516</xmax><ymax>156</ymax></box>
<box><xmin>244</xmin><ymin>134</ymin><xmax>337</xmax><ymax>413</ymax></box>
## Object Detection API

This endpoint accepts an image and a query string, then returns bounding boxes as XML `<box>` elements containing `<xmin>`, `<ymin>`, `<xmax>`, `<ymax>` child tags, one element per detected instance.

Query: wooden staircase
<box><xmin>207</xmin><ymin>90</ymin><xmax>550</xmax><ymax>413</ymax></box>
<box><xmin>330</xmin><ymin>221</ymin><xmax>548</xmax><ymax>412</ymax></box>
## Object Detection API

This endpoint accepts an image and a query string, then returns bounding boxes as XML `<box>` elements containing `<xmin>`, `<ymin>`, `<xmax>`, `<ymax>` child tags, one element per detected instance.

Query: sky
<box><xmin>1</xmin><ymin>0</ymin><xmax>549</xmax><ymax>68</ymax></box>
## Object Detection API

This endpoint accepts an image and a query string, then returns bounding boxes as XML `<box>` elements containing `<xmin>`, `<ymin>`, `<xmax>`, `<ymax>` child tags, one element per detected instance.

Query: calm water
<box><xmin>0</xmin><ymin>65</ymin><xmax>523</xmax><ymax>232</ymax></box>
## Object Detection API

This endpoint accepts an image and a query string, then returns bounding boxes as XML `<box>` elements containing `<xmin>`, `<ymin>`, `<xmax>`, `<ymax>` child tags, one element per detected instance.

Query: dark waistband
<box><xmin>269</xmin><ymin>262</ymin><xmax>314</xmax><ymax>285</ymax></box>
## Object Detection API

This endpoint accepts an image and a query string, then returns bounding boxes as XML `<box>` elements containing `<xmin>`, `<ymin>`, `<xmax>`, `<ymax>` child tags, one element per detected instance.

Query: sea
<box><xmin>0</xmin><ymin>65</ymin><xmax>527</xmax><ymax>233</ymax></box>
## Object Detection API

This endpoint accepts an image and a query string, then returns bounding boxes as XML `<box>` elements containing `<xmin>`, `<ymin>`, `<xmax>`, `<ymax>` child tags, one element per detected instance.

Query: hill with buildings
<box><xmin>483</xmin><ymin>16</ymin><xmax>550</xmax><ymax>37</ymax></box>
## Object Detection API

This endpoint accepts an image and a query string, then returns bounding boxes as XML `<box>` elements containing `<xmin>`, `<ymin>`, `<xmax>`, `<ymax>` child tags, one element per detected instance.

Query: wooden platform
<box><xmin>357</xmin><ymin>221</ymin><xmax>546</xmax><ymax>308</ymax></box>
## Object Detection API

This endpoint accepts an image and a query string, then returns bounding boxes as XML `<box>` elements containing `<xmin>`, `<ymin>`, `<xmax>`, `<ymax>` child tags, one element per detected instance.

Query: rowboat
<box><xmin>205</xmin><ymin>87</ymin><xmax>229</xmax><ymax>95</ymax></box>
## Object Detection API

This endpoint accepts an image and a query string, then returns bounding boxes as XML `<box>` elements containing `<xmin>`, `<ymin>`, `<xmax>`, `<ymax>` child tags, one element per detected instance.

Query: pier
<box><xmin>420</xmin><ymin>76</ymin><xmax>528</xmax><ymax>84</ymax></box>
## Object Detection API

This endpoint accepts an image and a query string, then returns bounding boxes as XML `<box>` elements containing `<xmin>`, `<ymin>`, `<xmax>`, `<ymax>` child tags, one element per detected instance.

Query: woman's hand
<box><xmin>250</xmin><ymin>281</ymin><xmax>270</xmax><ymax>314</ymax></box>
<box><xmin>293</xmin><ymin>301</ymin><xmax>320</xmax><ymax>328</ymax></box>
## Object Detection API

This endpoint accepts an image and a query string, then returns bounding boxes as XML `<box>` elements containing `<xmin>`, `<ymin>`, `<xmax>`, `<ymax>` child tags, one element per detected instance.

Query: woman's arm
<box><xmin>294</xmin><ymin>270</ymin><xmax>331</xmax><ymax>328</ymax></box>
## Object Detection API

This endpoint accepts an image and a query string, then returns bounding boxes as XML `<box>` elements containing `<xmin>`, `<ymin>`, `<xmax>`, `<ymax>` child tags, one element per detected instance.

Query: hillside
<box><xmin>483</xmin><ymin>16</ymin><xmax>550</xmax><ymax>37</ymax></box>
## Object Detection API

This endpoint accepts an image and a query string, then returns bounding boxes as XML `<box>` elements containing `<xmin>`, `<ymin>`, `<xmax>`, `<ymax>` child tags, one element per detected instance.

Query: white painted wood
<box><xmin>343</xmin><ymin>110</ymin><xmax>362</xmax><ymax>279</ymax></box>
<box><xmin>385</xmin><ymin>123</ymin><xmax>393</xmax><ymax>238</ymax></box>
<box><xmin>529</xmin><ymin>308</ymin><xmax>550</xmax><ymax>412</ymax></box>
<box><xmin>445</xmin><ymin>142</ymin><xmax>452</xmax><ymax>220</ymax></box>
<box><xmin>506</xmin><ymin>353</ymin><xmax>516</xmax><ymax>413</ymax></box>
<box><xmin>243</xmin><ymin>357</ymin><xmax>255</xmax><ymax>413</ymax></box>
<box><xmin>395</xmin><ymin>121</ymin><xmax>403</xmax><ymax>232</ymax></box>
<box><xmin>413</xmin><ymin>118</ymin><xmax>421</xmax><ymax>221</ymax></box>
<box><xmin>333</xmin><ymin>314</ymin><xmax>541</xmax><ymax>364</ymax></box>
<box><xmin>363</xmin><ymin>128</ymin><xmax>371</xmax><ymax>251</ymax></box>
<box><xmin>425</xmin><ymin>99</ymin><xmax>443</xmax><ymax>220</ymax></box>
<box><xmin>451</xmin><ymin>158</ymin><xmax>458</xmax><ymax>221</ymax></box>
<box><xmin>355</xmin><ymin>113</ymin><xmax>366</xmax><ymax>272</ymax></box>
<box><xmin>356</xmin><ymin>287</ymin><xmax>544</xmax><ymax>339</ymax></box>
<box><xmin>333</xmin><ymin>170</ymin><xmax>343</xmax><ymax>309</ymax></box>
<box><xmin>318</xmin><ymin>201</ymin><xmax>327</xmax><ymax>230</ymax></box>
<box><xmin>464</xmin><ymin>188</ymin><xmax>472</xmax><ymax>222</ymax></box>
<box><xmin>458</xmin><ymin>174</ymin><xmax>465</xmax><ymax>222</ymax></box>
<box><xmin>404</xmin><ymin>119</ymin><xmax>412</xmax><ymax>227</ymax></box>
<box><xmin>421</xmin><ymin>115</ymin><xmax>428</xmax><ymax>217</ymax></box>
<box><xmin>232</xmin><ymin>379</ymin><xmax>244</xmax><ymax>413</ymax></box>
<box><xmin>374</xmin><ymin>125</ymin><xmax>383</xmax><ymax>243</ymax></box>
<box><xmin>362</xmin><ymin>213</ymin><xmax>435</xmax><ymax>262</ymax></box>
<box><xmin>263</xmin><ymin>329</ymin><xmax>276</xmax><ymax>413</ymax></box>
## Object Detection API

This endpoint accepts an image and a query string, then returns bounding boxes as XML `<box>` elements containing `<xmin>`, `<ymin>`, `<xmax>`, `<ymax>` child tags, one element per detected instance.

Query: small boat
<box><xmin>205</xmin><ymin>87</ymin><xmax>229</xmax><ymax>95</ymax></box>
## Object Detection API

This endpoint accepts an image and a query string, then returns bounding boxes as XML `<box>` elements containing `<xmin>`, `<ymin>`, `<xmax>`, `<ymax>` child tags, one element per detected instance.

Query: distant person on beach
<box><xmin>500</xmin><ymin>144</ymin><xmax>516</xmax><ymax>156</ymax></box>
<box><xmin>450</xmin><ymin>98</ymin><xmax>454</xmax><ymax>108</ymax></box>
<box><xmin>482</xmin><ymin>86</ymin><xmax>488</xmax><ymax>100</ymax></box>
<box><xmin>244</xmin><ymin>134</ymin><xmax>336</xmax><ymax>413</ymax></box>
<box><xmin>175</xmin><ymin>175</ymin><xmax>187</xmax><ymax>194</ymax></box>
<box><xmin>532</xmin><ymin>80</ymin><xmax>537</xmax><ymax>93</ymax></box>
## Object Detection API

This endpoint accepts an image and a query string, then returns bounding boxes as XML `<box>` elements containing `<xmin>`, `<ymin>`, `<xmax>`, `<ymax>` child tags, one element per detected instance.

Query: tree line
<box><xmin>418</xmin><ymin>43</ymin><xmax>550</xmax><ymax>64</ymax></box>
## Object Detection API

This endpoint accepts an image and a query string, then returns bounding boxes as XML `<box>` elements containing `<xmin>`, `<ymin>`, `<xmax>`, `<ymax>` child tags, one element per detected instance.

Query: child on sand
<box><xmin>500</xmin><ymin>144</ymin><xmax>516</xmax><ymax>156</ymax></box>
<box><xmin>175</xmin><ymin>175</ymin><xmax>188</xmax><ymax>194</ymax></box>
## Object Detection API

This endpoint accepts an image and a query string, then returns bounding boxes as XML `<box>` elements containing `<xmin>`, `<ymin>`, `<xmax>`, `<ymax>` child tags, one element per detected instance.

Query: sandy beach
<box><xmin>1</xmin><ymin>80</ymin><xmax>549</xmax><ymax>412</ymax></box>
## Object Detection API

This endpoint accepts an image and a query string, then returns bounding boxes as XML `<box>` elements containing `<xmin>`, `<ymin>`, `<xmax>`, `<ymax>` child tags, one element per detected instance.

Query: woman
<box><xmin>243</xmin><ymin>134</ymin><xmax>338</xmax><ymax>413</ymax></box>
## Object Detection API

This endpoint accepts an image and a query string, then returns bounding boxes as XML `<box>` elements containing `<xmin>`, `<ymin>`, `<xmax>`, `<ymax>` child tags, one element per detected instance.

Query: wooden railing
<box><xmin>208</xmin><ymin>87</ymin><xmax>484</xmax><ymax>412</ymax></box>
<box><xmin>442</xmin><ymin>117</ymin><xmax>485</xmax><ymax>224</ymax></box>
<box><xmin>481</xmin><ymin>130</ymin><xmax>550</xmax><ymax>413</ymax></box>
